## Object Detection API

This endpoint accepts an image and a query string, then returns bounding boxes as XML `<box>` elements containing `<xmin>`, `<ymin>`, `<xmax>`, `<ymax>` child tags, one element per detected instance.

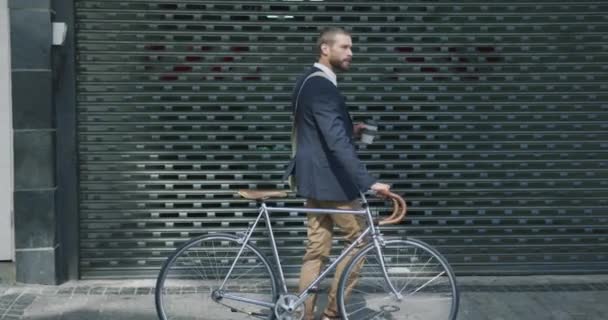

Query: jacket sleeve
<box><xmin>310</xmin><ymin>80</ymin><xmax>377</xmax><ymax>191</ymax></box>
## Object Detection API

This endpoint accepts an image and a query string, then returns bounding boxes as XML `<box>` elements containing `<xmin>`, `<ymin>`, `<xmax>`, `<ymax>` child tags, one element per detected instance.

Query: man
<box><xmin>284</xmin><ymin>27</ymin><xmax>391</xmax><ymax>320</ymax></box>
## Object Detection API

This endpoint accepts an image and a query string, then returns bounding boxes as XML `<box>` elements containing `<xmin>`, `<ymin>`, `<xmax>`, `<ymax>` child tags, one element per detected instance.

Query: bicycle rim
<box><xmin>338</xmin><ymin>239</ymin><xmax>459</xmax><ymax>320</ymax></box>
<box><xmin>155</xmin><ymin>234</ymin><xmax>277</xmax><ymax>320</ymax></box>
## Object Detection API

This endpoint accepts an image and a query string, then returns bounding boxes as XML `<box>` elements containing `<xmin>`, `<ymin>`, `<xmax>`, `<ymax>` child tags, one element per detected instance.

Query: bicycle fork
<box><xmin>363</xmin><ymin>197</ymin><xmax>403</xmax><ymax>302</ymax></box>
<box><xmin>372</xmin><ymin>234</ymin><xmax>403</xmax><ymax>301</ymax></box>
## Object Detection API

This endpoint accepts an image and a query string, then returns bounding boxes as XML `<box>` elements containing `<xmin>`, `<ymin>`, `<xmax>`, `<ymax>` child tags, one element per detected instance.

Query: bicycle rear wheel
<box><xmin>338</xmin><ymin>238</ymin><xmax>459</xmax><ymax>320</ymax></box>
<box><xmin>155</xmin><ymin>233</ymin><xmax>278</xmax><ymax>320</ymax></box>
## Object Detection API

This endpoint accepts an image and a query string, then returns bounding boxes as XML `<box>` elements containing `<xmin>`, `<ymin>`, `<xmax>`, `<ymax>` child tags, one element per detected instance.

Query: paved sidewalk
<box><xmin>1</xmin><ymin>275</ymin><xmax>608</xmax><ymax>320</ymax></box>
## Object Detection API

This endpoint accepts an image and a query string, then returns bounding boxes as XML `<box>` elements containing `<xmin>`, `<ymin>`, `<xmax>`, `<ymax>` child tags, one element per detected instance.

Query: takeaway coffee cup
<box><xmin>361</xmin><ymin>120</ymin><xmax>378</xmax><ymax>144</ymax></box>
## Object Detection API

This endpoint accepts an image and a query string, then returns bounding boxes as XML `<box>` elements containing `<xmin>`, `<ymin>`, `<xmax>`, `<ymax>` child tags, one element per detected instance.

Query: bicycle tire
<box><xmin>337</xmin><ymin>238</ymin><xmax>459</xmax><ymax>320</ymax></box>
<box><xmin>155</xmin><ymin>233</ymin><xmax>278</xmax><ymax>320</ymax></box>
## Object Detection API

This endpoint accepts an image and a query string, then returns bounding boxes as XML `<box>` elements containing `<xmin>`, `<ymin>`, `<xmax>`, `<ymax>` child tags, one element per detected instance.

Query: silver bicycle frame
<box><xmin>217</xmin><ymin>193</ymin><xmax>401</xmax><ymax>309</ymax></box>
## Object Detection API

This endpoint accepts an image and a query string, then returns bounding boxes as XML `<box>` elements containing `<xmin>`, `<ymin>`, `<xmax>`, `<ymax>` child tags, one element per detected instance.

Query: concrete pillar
<box><xmin>0</xmin><ymin>0</ymin><xmax>14</xmax><ymax>262</ymax></box>
<box><xmin>9</xmin><ymin>0</ymin><xmax>60</xmax><ymax>284</ymax></box>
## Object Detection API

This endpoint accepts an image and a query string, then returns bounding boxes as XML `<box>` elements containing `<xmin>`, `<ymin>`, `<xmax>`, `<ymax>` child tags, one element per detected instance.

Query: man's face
<box><xmin>326</xmin><ymin>34</ymin><xmax>353</xmax><ymax>71</ymax></box>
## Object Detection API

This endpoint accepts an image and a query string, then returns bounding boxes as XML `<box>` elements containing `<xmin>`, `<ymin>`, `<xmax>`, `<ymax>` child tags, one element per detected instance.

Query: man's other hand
<box><xmin>353</xmin><ymin>122</ymin><xmax>366</xmax><ymax>138</ymax></box>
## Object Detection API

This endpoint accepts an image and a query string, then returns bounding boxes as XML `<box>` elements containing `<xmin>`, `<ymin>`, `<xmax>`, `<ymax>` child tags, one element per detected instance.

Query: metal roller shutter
<box><xmin>75</xmin><ymin>0</ymin><xmax>608</xmax><ymax>278</ymax></box>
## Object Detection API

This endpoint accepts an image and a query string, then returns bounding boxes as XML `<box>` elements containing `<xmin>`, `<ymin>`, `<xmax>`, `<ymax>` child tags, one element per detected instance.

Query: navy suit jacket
<box><xmin>284</xmin><ymin>67</ymin><xmax>376</xmax><ymax>201</ymax></box>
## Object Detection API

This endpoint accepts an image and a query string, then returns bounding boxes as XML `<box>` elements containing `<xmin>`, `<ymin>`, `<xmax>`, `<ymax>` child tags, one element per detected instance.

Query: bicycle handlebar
<box><xmin>374</xmin><ymin>190</ymin><xmax>407</xmax><ymax>225</ymax></box>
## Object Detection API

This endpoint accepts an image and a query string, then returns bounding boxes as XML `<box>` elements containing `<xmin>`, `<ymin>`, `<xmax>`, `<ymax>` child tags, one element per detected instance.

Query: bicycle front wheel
<box><xmin>155</xmin><ymin>234</ymin><xmax>278</xmax><ymax>320</ymax></box>
<box><xmin>338</xmin><ymin>238</ymin><xmax>459</xmax><ymax>320</ymax></box>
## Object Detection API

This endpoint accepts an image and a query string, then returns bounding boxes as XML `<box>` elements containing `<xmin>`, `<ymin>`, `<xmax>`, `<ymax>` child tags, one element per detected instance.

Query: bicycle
<box><xmin>155</xmin><ymin>189</ymin><xmax>459</xmax><ymax>320</ymax></box>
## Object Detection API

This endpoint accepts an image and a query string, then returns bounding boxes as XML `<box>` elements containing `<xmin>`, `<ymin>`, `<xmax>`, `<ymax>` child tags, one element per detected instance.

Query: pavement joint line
<box><xmin>0</xmin><ymin>292</ymin><xmax>24</xmax><ymax>319</ymax></box>
<box><xmin>0</xmin><ymin>292</ymin><xmax>36</xmax><ymax>320</ymax></box>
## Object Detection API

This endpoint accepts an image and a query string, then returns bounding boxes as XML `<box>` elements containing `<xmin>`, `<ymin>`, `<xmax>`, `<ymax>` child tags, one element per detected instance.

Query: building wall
<box><xmin>0</xmin><ymin>0</ymin><xmax>14</xmax><ymax>261</ymax></box>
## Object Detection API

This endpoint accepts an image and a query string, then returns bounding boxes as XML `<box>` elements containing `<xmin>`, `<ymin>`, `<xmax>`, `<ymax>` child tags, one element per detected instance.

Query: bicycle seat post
<box><xmin>257</xmin><ymin>199</ymin><xmax>290</xmax><ymax>295</ymax></box>
<box><xmin>256</xmin><ymin>198</ymin><xmax>265</xmax><ymax>207</ymax></box>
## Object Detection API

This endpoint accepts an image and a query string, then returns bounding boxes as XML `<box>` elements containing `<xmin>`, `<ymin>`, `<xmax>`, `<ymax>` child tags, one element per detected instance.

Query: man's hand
<box><xmin>353</xmin><ymin>122</ymin><xmax>366</xmax><ymax>138</ymax></box>
<box><xmin>371</xmin><ymin>182</ymin><xmax>391</xmax><ymax>195</ymax></box>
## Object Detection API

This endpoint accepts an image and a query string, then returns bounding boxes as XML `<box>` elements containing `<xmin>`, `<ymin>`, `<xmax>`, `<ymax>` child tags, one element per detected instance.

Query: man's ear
<box><xmin>321</xmin><ymin>43</ymin><xmax>329</xmax><ymax>56</ymax></box>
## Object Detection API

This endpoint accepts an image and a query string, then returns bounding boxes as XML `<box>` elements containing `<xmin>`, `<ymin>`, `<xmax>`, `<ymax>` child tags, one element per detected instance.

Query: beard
<box><xmin>330</xmin><ymin>56</ymin><xmax>351</xmax><ymax>71</ymax></box>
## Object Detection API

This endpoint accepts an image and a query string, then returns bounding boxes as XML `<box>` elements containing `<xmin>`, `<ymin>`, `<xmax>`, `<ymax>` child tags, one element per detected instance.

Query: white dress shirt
<box><xmin>313</xmin><ymin>62</ymin><xmax>337</xmax><ymax>87</ymax></box>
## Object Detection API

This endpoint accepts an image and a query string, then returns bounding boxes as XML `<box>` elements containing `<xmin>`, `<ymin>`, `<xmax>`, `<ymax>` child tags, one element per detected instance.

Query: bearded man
<box><xmin>284</xmin><ymin>27</ymin><xmax>391</xmax><ymax>320</ymax></box>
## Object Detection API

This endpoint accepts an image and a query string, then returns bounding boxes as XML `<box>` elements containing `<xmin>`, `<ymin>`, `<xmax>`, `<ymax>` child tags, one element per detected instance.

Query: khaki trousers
<box><xmin>298</xmin><ymin>198</ymin><xmax>366</xmax><ymax>320</ymax></box>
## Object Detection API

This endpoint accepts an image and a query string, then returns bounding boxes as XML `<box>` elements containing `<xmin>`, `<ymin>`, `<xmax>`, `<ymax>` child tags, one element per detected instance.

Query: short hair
<box><xmin>316</xmin><ymin>27</ymin><xmax>351</xmax><ymax>56</ymax></box>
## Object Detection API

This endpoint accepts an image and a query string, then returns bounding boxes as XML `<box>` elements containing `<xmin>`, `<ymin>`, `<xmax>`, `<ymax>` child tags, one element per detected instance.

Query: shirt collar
<box><xmin>313</xmin><ymin>62</ymin><xmax>337</xmax><ymax>86</ymax></box>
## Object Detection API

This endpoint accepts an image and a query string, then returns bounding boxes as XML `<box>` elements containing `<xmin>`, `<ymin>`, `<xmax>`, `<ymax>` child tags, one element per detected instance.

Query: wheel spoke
<box><xmin>405</xmin><ymin>271</ymin><xmax>446</xmax><ymax>296</ymax></box>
